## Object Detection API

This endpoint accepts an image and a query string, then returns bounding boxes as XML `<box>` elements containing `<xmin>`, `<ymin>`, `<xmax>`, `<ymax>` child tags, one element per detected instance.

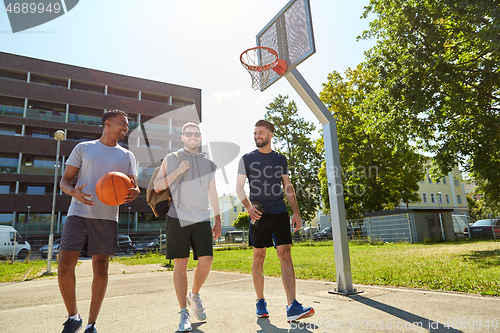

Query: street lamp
<box><xmin>26</xmin><ymin>205</ymin><xmax>31</xmax><ymax>240</ymax></box>
<box><xmin>46</xmin><ymin>130</ymin><xmax>65</xmax><ymax>274</ymax></box>
<box><xmin>128</xmin><ymin>207</ymin><xmax>131</xmax><ymax>236</ymax></box>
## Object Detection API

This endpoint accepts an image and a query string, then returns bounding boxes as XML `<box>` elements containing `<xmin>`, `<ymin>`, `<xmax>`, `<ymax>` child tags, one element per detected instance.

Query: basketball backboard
<box><xmin>255</xmin><ymin>0</ymin><xmax>315</xmax><ymax>91</ymax></box>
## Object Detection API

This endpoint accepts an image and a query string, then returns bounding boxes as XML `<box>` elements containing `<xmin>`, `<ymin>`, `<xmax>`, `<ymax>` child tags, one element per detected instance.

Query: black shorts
<box><xmin>59</xmin><ymin>215</ymin><xmax>119</xmax><ymax>256</ymax></box>
<box><xmin>249</xmin><ymin>212</ymin><xmax>292</xmax><ymax>248</ymax></box>
<box><xmin>165</xmin><ymin>217</ymin><xmax>213</xmax><ymax>260</ymax></box>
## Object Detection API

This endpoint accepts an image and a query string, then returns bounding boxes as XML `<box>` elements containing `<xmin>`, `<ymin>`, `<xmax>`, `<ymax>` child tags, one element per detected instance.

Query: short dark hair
<box><xmin>182</xmin><ymin>122</ymin><xmax>200</xmax><ymax>132</ymax></box>
<box><xmin>255</xmin><ymin>119</ymin><xmax>274</xmax><ymax>133</ymax></box>
<box><xmin>102</xmin><ymin>109</ymin><xmax>128</xmax><ymax>126</ymax></box>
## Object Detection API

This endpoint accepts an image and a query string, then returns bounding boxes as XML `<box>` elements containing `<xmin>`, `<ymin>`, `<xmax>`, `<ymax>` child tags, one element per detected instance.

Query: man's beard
<box><xmin>255</xmin><ymin>137</ymin><xmax>269</xmax><ymax>148</ymax></box>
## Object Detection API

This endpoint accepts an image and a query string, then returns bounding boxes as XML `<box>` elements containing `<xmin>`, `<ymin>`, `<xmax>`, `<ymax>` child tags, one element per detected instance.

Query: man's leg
<box><xmin>58</xmin><ymin>250</ymin><xmax>81</xmax><ymax>317</ymax></box>
<box><xmin>252</xmin><ymin>247</ymin><xmax>267</xmax><ymax>299</ymax></box>
<box><xmin>174</xmin><ymin>257</ymin><xmax>190</xmax><ymax>309</ymax></box>
<box><xmin>191</xmin><ymin>256</ymin><xmax>213</xmax><ymax>294</ymax></box>
<box><xmin>276</xmin><ymin>244</ymin><xmax>296</xmax><ymax>305</ymax></box>
<box><xmin>88</xmin><ymin>254</ymin><xmax>109</xmax><ymax>324</ymax></box>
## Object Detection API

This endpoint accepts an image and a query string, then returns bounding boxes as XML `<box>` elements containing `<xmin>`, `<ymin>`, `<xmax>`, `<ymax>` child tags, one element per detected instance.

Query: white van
<box><xmin>0</xmin><ymin>226</ymin><xmax>31</xmax><ymax>259</ymax></box>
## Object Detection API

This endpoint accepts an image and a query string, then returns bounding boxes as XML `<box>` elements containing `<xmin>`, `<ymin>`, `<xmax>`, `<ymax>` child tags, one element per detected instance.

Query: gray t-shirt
<box><xmin>65</xmin><ymin>140</ymin><xmax>137</xmax><ymax>222</ymax></box>
<box><xmin>166</xmin><ymin>149</ymin><xmax>216</xmax><ymax>226</ymax></box>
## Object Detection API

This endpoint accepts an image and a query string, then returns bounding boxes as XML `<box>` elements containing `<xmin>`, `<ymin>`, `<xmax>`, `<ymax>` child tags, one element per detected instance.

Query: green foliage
<box><xmin>318</xmin><ymin>66</ymin><xmax>425</xmax><ymax>219</ymax></box>
<box><xmin>232</xmin><ymin>212</ymin><xmax>250</xmax><ymax>230</ymax></box>
<box><xmin>265</xmin><ymin>95</ymin><xmax>322</xmax><ymax>222</ymax></box>
<box><xmin>467</xmin><ymin>195</ymin><xmax>500</xmax><ymax>220</ymax></box>
<box><xmin>361</xmin><ymin>0</ymin><xmax>500</xmax><ymax>205</ymax></box>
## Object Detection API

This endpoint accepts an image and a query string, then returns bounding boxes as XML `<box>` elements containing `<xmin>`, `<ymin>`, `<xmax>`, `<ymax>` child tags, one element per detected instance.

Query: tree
<box><xmin>232</xmin><ymin>212</ymin><xmax>249</xmax><ymax>230</ymax></box>
<box><xmin>265</xmin><ymin>95</ymin><xmax>322</xmax><ymax>223</ymax></box>
<box><xmin>361</xmin><ymin>0</ymin><xmax>500</xmax><ymax>202</ymax></box>
<box><xmin>318</xmin><ymin>66</ymin><xmax>426</xmax><ymax>219</ymax></box>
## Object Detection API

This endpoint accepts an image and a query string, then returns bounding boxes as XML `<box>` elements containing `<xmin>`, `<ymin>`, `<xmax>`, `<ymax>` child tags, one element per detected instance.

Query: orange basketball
<box><xmin>95</xmin><ymin>171</ymin><xmax>133</xmax><ymax>206</ymax></box>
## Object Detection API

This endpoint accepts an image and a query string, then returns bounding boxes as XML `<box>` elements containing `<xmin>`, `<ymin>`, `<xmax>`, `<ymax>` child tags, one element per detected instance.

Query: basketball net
<box><xmin>240</xmin><ymin>47</ymin><xmax>287</xmax><ymax>91</ymax></box>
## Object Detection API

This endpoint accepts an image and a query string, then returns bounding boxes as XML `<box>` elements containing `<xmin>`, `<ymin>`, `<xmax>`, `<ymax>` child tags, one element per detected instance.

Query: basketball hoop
<box><xmin>240</xmin><ymin>47</ymin><xmax>287</xmax><ymax>91</ymax></box>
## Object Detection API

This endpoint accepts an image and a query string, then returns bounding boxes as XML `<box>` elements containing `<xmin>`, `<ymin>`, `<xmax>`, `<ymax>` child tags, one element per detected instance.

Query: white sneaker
<box><xmin>177</xmin><ymin>308</ymin><xmax>192</xmax><ymax>332</ymax></box>
<box><xmin>186</xmin><ymin>292</ymin><xmax>207</xmax><ymax>321</ymax></box>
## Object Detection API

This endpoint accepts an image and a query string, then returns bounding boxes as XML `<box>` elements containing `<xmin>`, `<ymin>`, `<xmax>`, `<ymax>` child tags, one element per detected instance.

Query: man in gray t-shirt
<box><xmin>154</xmin><ymin>122</ymin><xmax>221</xmax><ymax>332</ymax></box>
<box><xmin>57</xmin><ymin>110</ymin><xmax>140</xmax><ymax>333</ymax></box>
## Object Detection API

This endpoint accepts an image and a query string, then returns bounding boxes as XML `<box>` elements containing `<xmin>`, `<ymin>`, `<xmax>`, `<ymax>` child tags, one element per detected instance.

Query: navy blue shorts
<box><xmin>59</xmin><ymin>215</ymin><xmax>119</xmax><ymax>256</ymax></box>
<box><xmin>249</xmin><ymin>212</ymin><xmax>292</xmax><ymax>248</ymax></box>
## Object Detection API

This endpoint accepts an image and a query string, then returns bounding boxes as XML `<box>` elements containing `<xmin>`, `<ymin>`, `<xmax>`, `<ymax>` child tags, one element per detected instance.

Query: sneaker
<box><xmin>256</xmin><ymin>298</ymin><xmax>269</xmax><ymax>318</ymax></box>
<box><xmin>83</xmin><ymin>323</ymin><xmax>97</xmax><ymax>333</ymax></box>
<box><xmin>286</xmin><ymin>300</ymin><xmax>314</xmax><ymax>322</ymax></box>
<box><xmin>178</xmin><ymin>308</ymin><xmax>192</xmax><ymax>332</ymax></box>
<box><xmin>187</xmin><ymin>292</ymin><xmax>207</xmax><ymax>321</ymax></box>
<box><xmin>61</xmin><ymin>315</ymin><xmax>83</xmax><ymax>333</ymax></box>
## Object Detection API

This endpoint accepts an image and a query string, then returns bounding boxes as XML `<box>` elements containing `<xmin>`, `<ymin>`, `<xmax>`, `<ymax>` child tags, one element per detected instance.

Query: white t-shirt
<box><xmin>65</xmin><ymin>140</ymin><xmax>138</xmax><ymax>222</ymax></box>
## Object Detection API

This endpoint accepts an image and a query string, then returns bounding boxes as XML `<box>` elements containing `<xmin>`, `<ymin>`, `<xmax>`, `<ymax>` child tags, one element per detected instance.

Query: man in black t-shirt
<box><xmin>236</xmin><ymin>119</ymin><xmax>314</xmax><ymax>323</ymax></box>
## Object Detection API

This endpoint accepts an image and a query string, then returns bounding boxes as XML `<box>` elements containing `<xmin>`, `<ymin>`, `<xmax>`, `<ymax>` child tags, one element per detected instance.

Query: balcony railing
<box><xmin>25</xmin><ymin>108</ymin><xmax>66</xmax><ymax>122</ymax></box>
<box><xmin>19</xmin><ymin>165</ymin><xmax>63</xmax><ymax>176</ymax></box>
<box><xmin>68</xmin><ymin>113</ymin><xmax>102</xmax><ymax>127</ymax></box>
<box><xmin>141</xmin><ymin>123</ymin><xmax>170</xmax><ymax>134</ymax></box>
<box><xmin>0</xmin><ymin>105</ymin><xmax>24</xmax><ymax>118</ymax></box>
<box><xmin>0</xmin><ymin>163</ymin><xmax>18</xmax><ymax>174</ymax></box>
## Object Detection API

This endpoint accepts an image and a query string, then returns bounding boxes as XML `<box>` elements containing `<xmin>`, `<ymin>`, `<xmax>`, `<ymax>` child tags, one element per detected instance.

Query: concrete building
<box><xmin>0</xmin><ymin>51</ymin><xmax>201</xmax><ymax>240</ymax></box>
<box><xmin>219</xmin><ymin>193</ymin><xmax>246</xmax><ymax>228</ymax></box>
<box><xmin>403</xmin><ymin>162</ymin><xmax>468</xmax><ymax>214</ymax></box>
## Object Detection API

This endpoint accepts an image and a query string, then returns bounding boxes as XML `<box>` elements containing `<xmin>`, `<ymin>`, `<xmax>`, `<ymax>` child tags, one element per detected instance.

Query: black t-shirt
<box><xmin>238</xmin><ymin>149</ymin><xmax>288</xmax><ymax>214</ymax></box>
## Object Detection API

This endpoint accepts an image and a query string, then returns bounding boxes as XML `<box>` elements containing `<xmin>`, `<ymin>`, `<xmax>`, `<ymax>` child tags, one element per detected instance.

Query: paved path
<box><xmin>0</xmin><ymin>259</ymin><xmax>498</xmax><ymax>332</ymax></box>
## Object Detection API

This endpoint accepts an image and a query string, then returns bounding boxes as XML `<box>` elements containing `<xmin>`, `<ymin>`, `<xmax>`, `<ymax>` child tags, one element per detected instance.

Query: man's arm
<box><xmin>282</xmin><ymin>174</ymin><xmax>301</xmax><ymax>231</ymax></box>
<box><xmin>236</xmin><ymin>173</ymin><xmax>262</xmax><ymax>222</ymax></box>
<box><xmin>208</xmin><ymin>177</ymin><xmax>221</xmax><ymax>240</ymax></box>
<box><xmin>153</xmin><ymin>157</ymin><xmax>190</xmax><ymax>193</ymax></box>
<box><xmin>60</xmin><ymin>165</ymin><xmax>95</xmax><ymax>206</ymax></box>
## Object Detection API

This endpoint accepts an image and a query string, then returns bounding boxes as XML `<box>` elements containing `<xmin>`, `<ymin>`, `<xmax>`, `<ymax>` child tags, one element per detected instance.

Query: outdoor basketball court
<box><xmin>1</xmin><ymin>260</ymin><xmax>498</xmax><ymax>332</ymax></box>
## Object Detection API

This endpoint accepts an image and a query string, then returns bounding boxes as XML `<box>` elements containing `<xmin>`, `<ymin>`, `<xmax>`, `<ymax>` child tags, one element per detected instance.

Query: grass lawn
<box><xmin>2</xmin><ymin>240</ymin><xmax>499</xmax><ymax>296</ymax></box>
<box><xmin>114</xmin><ymin>240</ymin><xmax>500</xmax><ymax>296</ymax></box>
<box><xmin>0</xmin><ymin>259</ymin><xmax>55</xmax><ymax>282</ymax></box>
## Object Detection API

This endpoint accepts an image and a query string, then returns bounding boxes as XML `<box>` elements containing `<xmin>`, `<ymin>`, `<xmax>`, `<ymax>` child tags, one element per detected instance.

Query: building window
<box><xmin>430</xmin><ymin>193</ymin><xmax>436</xmax><ymax>204</ymax></box>
<box><xmin>27</xmin><ymin>185</ymin><xmax>45</xmax><ymax>195</ymax></box>
<box><xmin>234</xmin><ymin>207</ymin><xmax>237</xmax><ymax>213</ymax></box>
<box><xmin>241</xmin><ymin>207</ymin><xmax>245</xmax><ymax>212</ymax></box>
<box><xmin>0</xmin><ymin>184</ymin><xmax>9</xmax><ymax>194</ymax></box>
<box><xmin>454</xmin><ymin>177</ymin><xmax>459</xmax><ymax>186</ymax></box>
<box><xmin>457</xmin><ymin>195</ymin><xmax>463</xmax><ymax>205</ymax></box>
<box><xmin>438</xmin><ymin>193</ymin><xmax>443</xmax><ymax>204</ymax></box>
<box><xmin>428</xmin><ymin>174</ymin><xmax>432</xmax><ymax>183</ymax></box>
<box><xmin>443</xmin><ymin>177</ymin><xmax>447</xmax><ymax>185</ymax></box>
<box><xmin>422</xmin><ymin>193</ymin><xmax>428</xmax><ymax>204</ymax></box>
<box><xmin>445</xmin><ymin>194</ymin><xmax>450</xmax><ymax>204</ymax></box>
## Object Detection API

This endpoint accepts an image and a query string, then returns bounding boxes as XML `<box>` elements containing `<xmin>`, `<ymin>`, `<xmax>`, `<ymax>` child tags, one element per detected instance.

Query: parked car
<box><xmin>464</xmin><ymin>219</ymin><xmax>500</xmax><ymax>239</ymax></box>
<box><xmin>312</xmin><ymin>226</ymin><xmax>353</xmax><ymax>240</ymax></box>
<box><xmin>0</xmin><ymin>226</ymin><xmax>31</xmax><ymax>259</ymax></box>
<box><xmin>133</xmin><ymin>234</ymin><xmax>166</xmax><ymax>253</ymax></box>
<box><xmin>117</xmin><ymin>234</ymin><xmax>134</xmax><ymax>254</ymax></box>
<box><xmin>300</xmin><ymin>227</ymin><xmax>318</xmax><ymax>239</ymax></box>
<box><xmin>39</xmin><ymin>238</ymin><xmax>61</xmax><ymax>258</ymax></box>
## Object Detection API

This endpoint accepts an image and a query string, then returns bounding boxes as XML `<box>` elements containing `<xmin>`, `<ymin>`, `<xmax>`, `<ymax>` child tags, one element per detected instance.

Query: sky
<box><xmin>0</xmin><ymin>0</ymin><xmax>376</xmax><ymax>196</ymax></box>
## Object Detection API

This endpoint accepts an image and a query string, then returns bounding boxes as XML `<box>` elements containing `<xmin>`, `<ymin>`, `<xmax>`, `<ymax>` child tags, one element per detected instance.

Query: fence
<box><xmin>363</xmin><ymin>214</ymin><xmax>412</xmax><ymax>243</ymax></box>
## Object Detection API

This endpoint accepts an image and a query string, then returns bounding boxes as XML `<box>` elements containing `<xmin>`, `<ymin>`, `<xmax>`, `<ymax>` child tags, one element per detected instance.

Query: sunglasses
<box><xmin>183</xmin><ymin>132</ymin><xmax>201</xmax><ymax>138</ymax></box>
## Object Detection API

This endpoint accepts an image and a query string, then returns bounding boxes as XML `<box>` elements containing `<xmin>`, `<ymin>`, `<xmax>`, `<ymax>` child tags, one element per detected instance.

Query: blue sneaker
<box><xmin>83</xmin><ymin>323</ymin><xmax>97</xmax><ymax>333</ymax></box>
<box><xmin>61</xmin><ymin>315</ymin><xmax>83</xmax><ymax>333</ymax></box>
<box><xmin>286</xmin><ymin>300</ymin><xmax>314</xmax><ymax>322</ymax></box>
<box><xmin>256</xmin><ymin>298</ymin><xmax>269</xmax><ymax>318</ymax></box>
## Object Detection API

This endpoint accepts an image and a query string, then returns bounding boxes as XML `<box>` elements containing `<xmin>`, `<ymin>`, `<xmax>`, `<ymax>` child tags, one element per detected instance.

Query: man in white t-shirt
<box><xmin>57</xmin><ymin>110</ymin><xmax>140</xmax><ymax>333</ymax></box>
